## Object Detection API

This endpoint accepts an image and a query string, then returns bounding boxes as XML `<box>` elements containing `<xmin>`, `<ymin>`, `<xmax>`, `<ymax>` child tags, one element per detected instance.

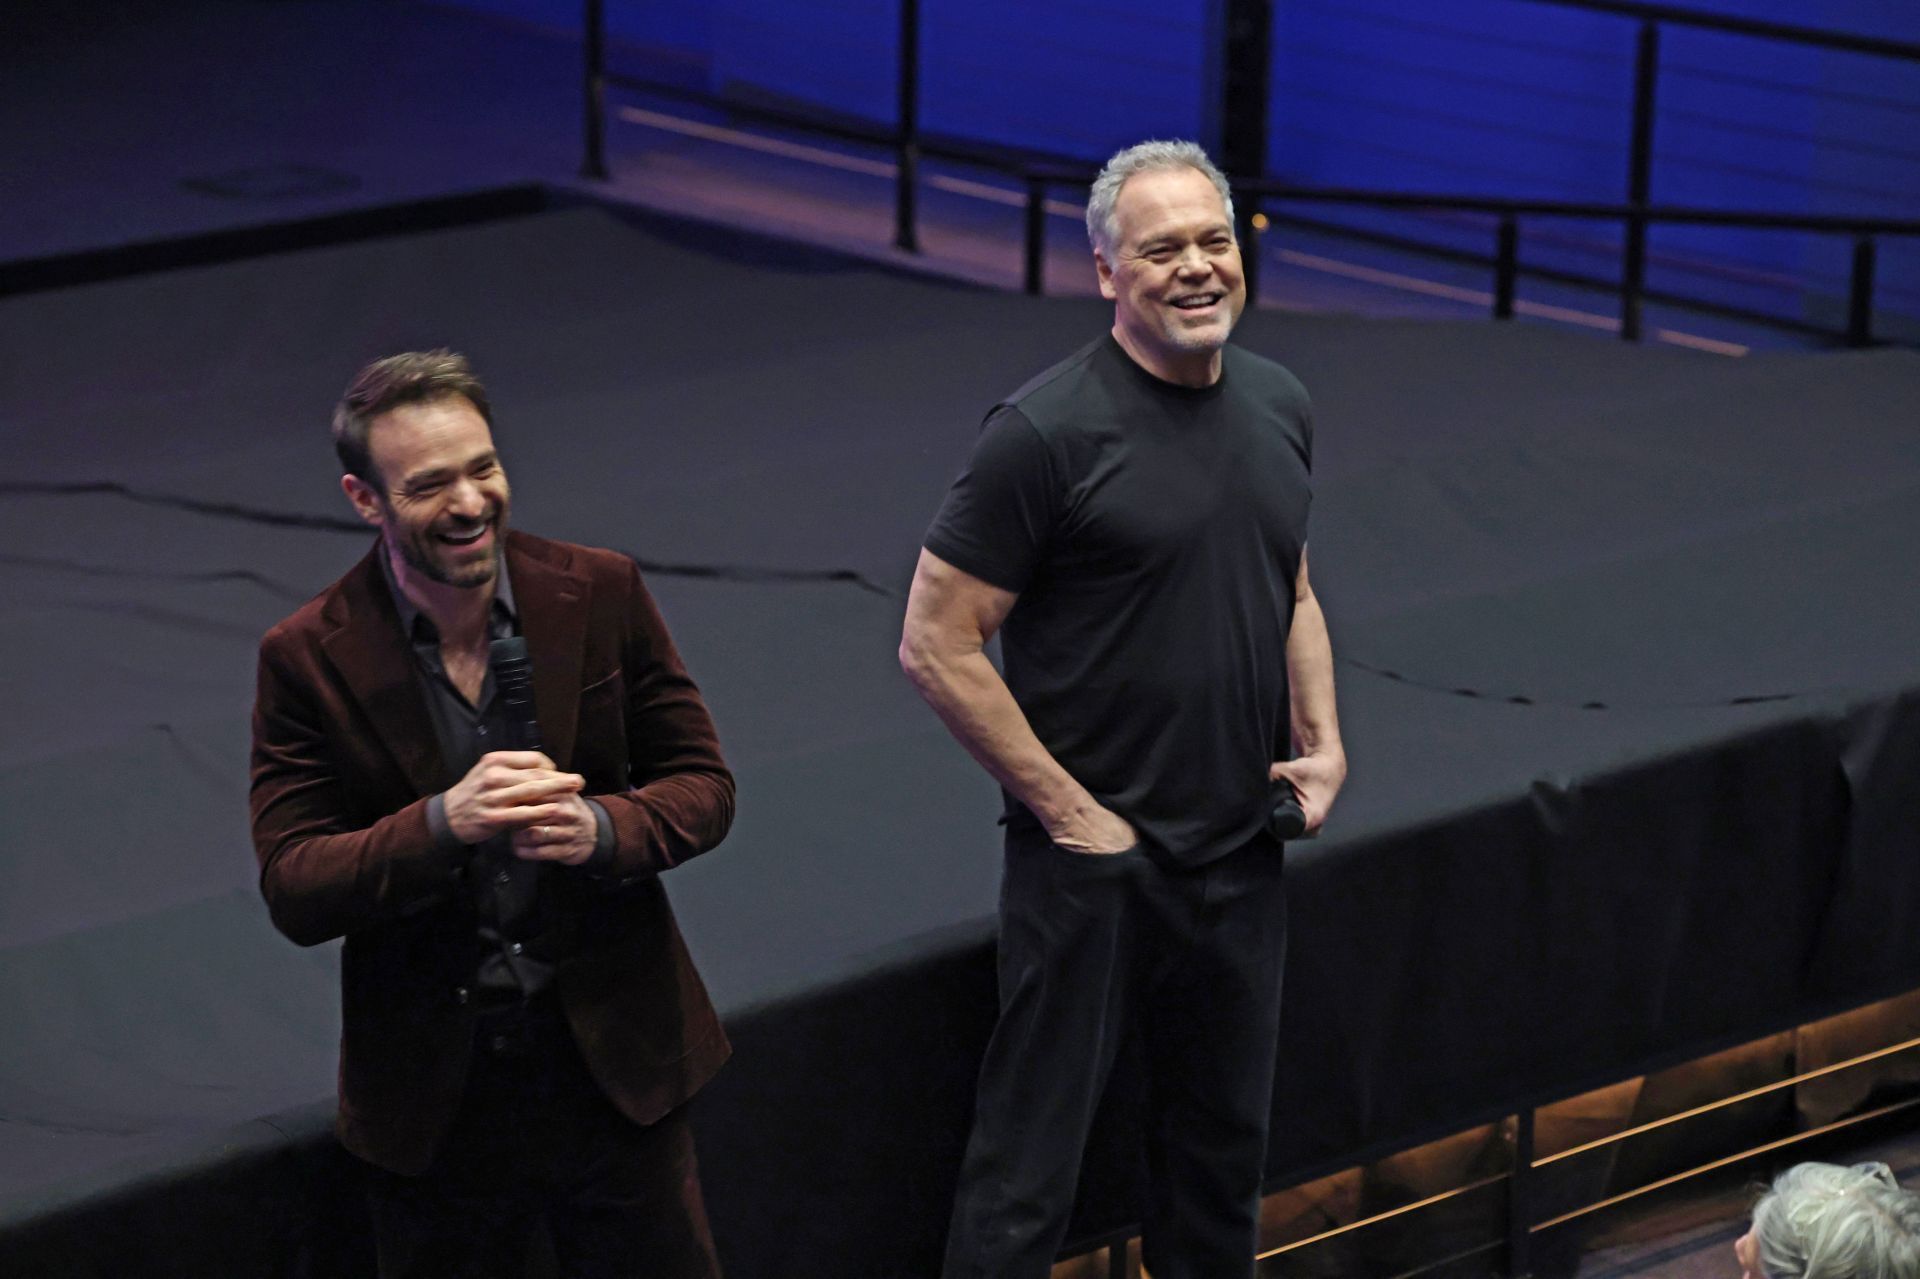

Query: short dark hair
<box><xmin>332</xmin><ymin>350</ymin><xmax>492</xmax><ymax>484</ymax></box>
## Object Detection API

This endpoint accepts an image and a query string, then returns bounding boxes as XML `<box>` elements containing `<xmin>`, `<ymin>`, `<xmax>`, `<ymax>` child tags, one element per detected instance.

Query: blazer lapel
<box><xmin>508</xmin><ymin>534</ymin><xmax>590</xmax><ymax>771</ymax></box>
<box><xmin>319</xmin><ymin>542</ymin><xmax>448</xmax><ymax>796</ymax></box>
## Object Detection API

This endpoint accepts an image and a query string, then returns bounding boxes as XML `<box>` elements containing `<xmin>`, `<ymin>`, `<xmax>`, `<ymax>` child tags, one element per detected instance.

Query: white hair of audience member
<box><xmin>1741</xmin><ymin>1161</ymin><xmax>1920</xmax><ymax>1279</ymax></box>
<box><xmin>1084</xmin><ymin>140</ymin><xmax>1235</xmax><ymax>257</ymax></box>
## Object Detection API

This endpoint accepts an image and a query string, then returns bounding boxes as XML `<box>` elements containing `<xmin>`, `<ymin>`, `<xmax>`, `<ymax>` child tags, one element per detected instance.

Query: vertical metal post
<box><xmin>1847</xmin><ymin>234</ymin><xmax>1877</xmax><ymax>347</ymax></box>
<box><xmin>1620</xmin><ymin>20</ymin><xmax>1660</xmax><ymax>341</ymax></box>
<box><xmin>1506</xmin><ymin>1107</ymin><xmax>1536</xmax><ymax>1278</ymax></box>
<box><xmin>1495</xmin><ymin>213</ymin><xmax>1519</xmax><ymax>319</ymax></box>
<box><xmin>1238</xmin><ymin>201</ymin><xmax>1262</xmax><ymax>308</ymax></box>
<box><xmin>580</xmin><ymin>0</ymin><xmax>608</xmax><ymax>180</ymax></box>
<box><xmin>894</xmin><ymin>0</ymin><xmax>921</xmax><ymax>252</ymax></box>
<box><xmin>1023</xmin><ymin>175</ymin><xmax>1047</xmax><ymax>297</ymax></box>
<box><xmin>1215</xmin><ymin>0</ymin><xmax>1273</xmax><ymax>310</ymax></box>
<box><xmin>1621</xmin><ymin>206</ymin><xmax>1648</xmax><ymax>340</ymax></box>
<box><xmin>1212</xmin><ymin>0</ymin><xmax>1275</xmax><ymax>180</ymax></box>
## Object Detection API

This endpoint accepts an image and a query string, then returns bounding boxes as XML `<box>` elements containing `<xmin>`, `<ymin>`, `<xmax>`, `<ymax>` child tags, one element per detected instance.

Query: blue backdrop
<box><xmin>449</xmin><ymin>0</ymin><xmax>1919</xmax><ymax>332</ymax></box>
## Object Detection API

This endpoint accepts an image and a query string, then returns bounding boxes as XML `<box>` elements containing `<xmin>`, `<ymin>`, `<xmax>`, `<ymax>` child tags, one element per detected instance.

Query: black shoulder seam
<box><xmin>988</xmin><ymin>336</ymin><xmax>1107</xmax><ymax>421</ymax></box>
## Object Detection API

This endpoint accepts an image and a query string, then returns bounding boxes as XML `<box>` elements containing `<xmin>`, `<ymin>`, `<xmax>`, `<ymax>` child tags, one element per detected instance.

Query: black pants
<box><xmin>363</xmin><ymin>1001</ymin><xmax>721</xmax><ymax>1279</ymax></box>
<box><xmin>943</xmin><ymin>829</ymin><xmax>1288</xmax><ymax>1279</ymax></box>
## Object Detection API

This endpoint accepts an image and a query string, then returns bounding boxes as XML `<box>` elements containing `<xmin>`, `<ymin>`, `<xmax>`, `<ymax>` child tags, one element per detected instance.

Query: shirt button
<box><xmin>494</xmin><ymin>870</ymin><xmax>511</xmax><ymax>885</ymax></box>
<box><xmin>490</xmin><ymin>1034</ymin><xmax>509</xmax><ymax>1052</ymax></box>
<box><xmin>477</xmin><ymin>726</ymin><xmax>488</xmax><ymax>738</ymax></box>
<box><xmin>509</xmin><ymin>942</ymin><xmax>524</xmax><ymax>956</ymax></box>
<box><xmin>453</xmin><ymin>986</ymin><xmax>470</xmax><ymax>1005</ymax></box>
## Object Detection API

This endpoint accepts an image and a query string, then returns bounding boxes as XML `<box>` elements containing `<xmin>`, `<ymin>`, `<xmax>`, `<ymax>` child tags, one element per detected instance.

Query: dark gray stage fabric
<box><xmin>3</xmin><ymin>206</ymin><xmax>1920</xmax><ymax>1275</ymax></box>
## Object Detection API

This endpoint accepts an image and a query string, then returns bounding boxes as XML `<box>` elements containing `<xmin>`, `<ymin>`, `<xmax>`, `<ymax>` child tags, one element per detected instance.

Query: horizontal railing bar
<box><xmin>605</xmin><ymin>72</ymin><xmax>1078</xmax><ymax>176</ymax></box>
<box><xmin>1023</xmin><ymin>168</ymin><xmax>1920</xmax><ymax>235</ymax></box>
<box><xmin>1508</xmin><ymin>0</ymin><xmax>1920</xmax><ymax>64</ymax></box>
<box><xmin>1255</xmin><ymin>1173</ymin><xmax>1511</xmax><ymax>1257</ymax></box>
<box><xmin>1535</xmin><ymin>1033</ymin><xmax>1920</xmax><ymax>1168</ymax></box>
<box><xmin>607</xmin><ymin>72</ymin><xmax>897</xmax><ymax>148</ymax></box>
<box><xmin>1532</xmin><ymin>1094</ymin><xmax>1920</xmax><ymax>1232</ymax></box>
<box><xmin>1255</xmin><ymin>208</ymin><xmax>1845</xmax><ymax>340</ymax></box>
<box><xmin>1241</xmin><ymin>186</ymin><xmax>1920</xmax><ymax>235</ymax></box>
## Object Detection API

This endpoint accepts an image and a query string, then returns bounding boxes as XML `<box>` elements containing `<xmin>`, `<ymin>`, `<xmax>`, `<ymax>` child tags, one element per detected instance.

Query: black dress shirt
<box><xmin>380</xmin><ymin>557</ymin><xmax>612</xmax><ymax>1015</ymax></box>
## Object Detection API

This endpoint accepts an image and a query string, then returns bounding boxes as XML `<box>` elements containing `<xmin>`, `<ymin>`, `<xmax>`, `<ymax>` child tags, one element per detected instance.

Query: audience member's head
<box><xmin>1737</xmin><ymin>1162</ymin><xmax>1920</xmax><ymax>1279</ymax></box>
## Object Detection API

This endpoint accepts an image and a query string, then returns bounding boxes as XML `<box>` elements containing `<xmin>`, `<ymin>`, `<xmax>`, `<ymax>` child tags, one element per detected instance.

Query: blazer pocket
<box><xmin>579</xmin><ymin>668</ymin><xmax>622</xmax><ymax>695</ymax></box>
<box><xmin>575</xmin><ymin>670</ymin><xmax>628</xmax><ymax>776</ymax></box>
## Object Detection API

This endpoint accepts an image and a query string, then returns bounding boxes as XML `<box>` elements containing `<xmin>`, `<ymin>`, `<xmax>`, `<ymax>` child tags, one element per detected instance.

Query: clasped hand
<box><xmin>443</xmin><ymin>751</ymin><xmax>598</xmax><ymax>866</ymax></box>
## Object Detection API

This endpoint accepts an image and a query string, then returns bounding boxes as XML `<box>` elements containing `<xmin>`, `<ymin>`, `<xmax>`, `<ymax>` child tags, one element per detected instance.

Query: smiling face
<box><xmin>342</xmin><ymin>395</ymin><xmax>510</xmax><ymax>594</ymax></box>
<box><xmin>1095</xmin><ymin>164</ymin><xmax>1246</xmax><ymax>386</ymax></box>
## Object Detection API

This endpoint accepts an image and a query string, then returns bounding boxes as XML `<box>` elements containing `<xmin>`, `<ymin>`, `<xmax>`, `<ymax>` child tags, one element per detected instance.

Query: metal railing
<box><xmin>1021</xmin><ymin>167</ymin><xmax>1920</xmax><ymax>346</ymax></box>
<box><xmin>1274</xmin><ymin>1031</ymin><xmax>1920</xmax><ymax>1277</ymax></box>
<box><xmin>580</xmin><ymin>0</ymin><xmax>1920</xmax><ymax>345</ymax></box>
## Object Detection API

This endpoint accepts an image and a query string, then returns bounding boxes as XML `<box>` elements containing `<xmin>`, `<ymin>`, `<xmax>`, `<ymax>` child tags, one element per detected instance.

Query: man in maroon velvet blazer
<box><xmin>249</xmin><ymin>351</ymin><xmax>733</xmax><ymax>1278</ymax></box>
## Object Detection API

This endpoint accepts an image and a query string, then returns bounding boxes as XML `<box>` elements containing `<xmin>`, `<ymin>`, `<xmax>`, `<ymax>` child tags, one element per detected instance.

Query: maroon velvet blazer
<box><xmin>249</xmin><ymin>531</ymin><xmax>733</xmax><ymax>1175</ymax></box>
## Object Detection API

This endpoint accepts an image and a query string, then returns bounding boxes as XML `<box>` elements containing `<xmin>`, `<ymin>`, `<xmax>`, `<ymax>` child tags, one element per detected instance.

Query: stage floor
<box><xmin>4</xmin><ymin>204</ymin><xmax>1919</xmax><ymax>1273</ymax></box>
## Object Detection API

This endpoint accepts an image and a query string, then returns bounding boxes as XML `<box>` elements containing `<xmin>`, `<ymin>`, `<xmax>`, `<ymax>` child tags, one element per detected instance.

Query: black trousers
<box><xmin>943</xmin><ymin>828</ymin><xmax>1289</xmax><ymax>1279</ymax></box>
<box><xmin>363</xmin><ymin>1000</ymin><xmax>721</xmax><ymax>1279</ymax></box>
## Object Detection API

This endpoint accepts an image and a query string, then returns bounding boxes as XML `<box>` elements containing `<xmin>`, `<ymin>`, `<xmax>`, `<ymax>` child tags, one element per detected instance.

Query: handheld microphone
<box><xmin>488</xmin><ymin>637</ymin><xmax>544</xmax><ymax>753</ymax></box>
<box><xmin>1267</xmin><ymin>783</ymin><xmax>1306</xmax><ymax>842</ymax></box>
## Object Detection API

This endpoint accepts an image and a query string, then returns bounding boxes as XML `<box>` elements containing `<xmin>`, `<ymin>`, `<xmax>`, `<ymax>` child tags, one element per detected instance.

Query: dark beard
<box><xmin>392</xmin><ymin>523</ymin><xmax>500</xmax><ymax>589</ymax></box>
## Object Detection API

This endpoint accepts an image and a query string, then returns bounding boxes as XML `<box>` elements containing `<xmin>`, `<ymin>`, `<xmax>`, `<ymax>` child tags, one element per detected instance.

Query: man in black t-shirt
<box><xmin>900</xmin><ymin>141</ymin><xmax>1347</xmax><ymax>1278</ymax></box>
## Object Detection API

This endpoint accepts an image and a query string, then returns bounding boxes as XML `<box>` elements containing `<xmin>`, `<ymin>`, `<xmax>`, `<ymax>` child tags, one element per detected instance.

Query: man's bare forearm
<box><xmin>1286</xmin><ymin>588</ymin><xmax>1342</xmax><ymax>760</ymax></box>
<box><xmin>1272</xmin><ymin>551</ymin><xmax>1347</xmax><ymax>836</ymax></box>
<box><xmin>900</xmin><ymin>641</ymin><xmax>1102</xmax><ymax>835</ymax></box>
<box><xmin>900</xmin><ymin>550</ymin><xmax>1135</xmax><ymax>852</ymax></box>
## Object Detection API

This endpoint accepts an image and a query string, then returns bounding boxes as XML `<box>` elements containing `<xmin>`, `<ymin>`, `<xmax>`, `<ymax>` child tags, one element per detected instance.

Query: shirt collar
<box><xmin>377</xmin><ymin>544</ymin><xmax>517</xmax><ymax>645</ymax></box>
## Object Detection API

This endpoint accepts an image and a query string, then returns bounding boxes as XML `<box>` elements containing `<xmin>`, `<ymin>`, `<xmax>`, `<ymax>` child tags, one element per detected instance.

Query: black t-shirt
<box><xmin>925</xmin><ymin>334</ymin><xmax>1314</xmax><ymax>867</ymax></box>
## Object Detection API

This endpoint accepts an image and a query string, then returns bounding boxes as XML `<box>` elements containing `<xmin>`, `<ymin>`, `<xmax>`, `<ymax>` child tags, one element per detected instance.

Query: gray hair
<box><xmin>1750</xmin><ymin>1162</ymin><xmax>1920</xmax><ymax>1279</ymax></box>
<box><xmin>1085</xmin><ymin>139</ymin><xmax>1236</xmax><ymax>257</ymax></box>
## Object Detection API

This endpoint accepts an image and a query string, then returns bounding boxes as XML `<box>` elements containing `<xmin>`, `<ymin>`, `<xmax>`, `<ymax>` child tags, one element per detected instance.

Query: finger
<box><xmin>491</xmin><ymin>777</ymin><xmax>585</xmax><ymax>807</ymax></box>
<box><xmin>509</xmin><ymin>825</ymin><xmax>565</xmax><ymax>854</ymax></box>
<box><xmin>477</xmin><ymin>750</ymin><xmax>559</xmax><ymax>772</ymax></box>
<box><xmin>1300</xmin><ymin>794</ymin><xmax>1333</xmax><ymax>836</ymax></box>
<box><xmin>474</xmin><ymin>766</ymin><xmax>577</xmax><ymax>797</ymax></box>
<box><xmin>529</xmin><ymin>772</ymin><xmax>586</xmax><ymax>793</ymax></box>
<box><xmin>527</xmin><ymin>818</ymin><xmax>587</xmax><ymax>845</ymax></box>
<box><xmin>512</xmin><ymin>836</ymin><xmax>590</xmax><ymax>863</ymax></box>
<box><xmin>485</xmin><ymin>767</ymin><xmax>579</xmax><ymax>788</ymax></box>
<box><xmin>488</xmin><ymin>802</ymin><xmax>572</xmax><ymax>831</ymax></box>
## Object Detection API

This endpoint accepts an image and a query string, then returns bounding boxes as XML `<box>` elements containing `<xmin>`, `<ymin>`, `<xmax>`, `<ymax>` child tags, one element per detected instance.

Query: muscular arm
<box><xmin>1271</xmin><ymin>546</ymin><xmax>1346</xmax><ymax>834</ymax></box>
<box><xmin>898</xmin><ymin>549</ymin><xmax>1135</xmax><ymax>853</ymax></box>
